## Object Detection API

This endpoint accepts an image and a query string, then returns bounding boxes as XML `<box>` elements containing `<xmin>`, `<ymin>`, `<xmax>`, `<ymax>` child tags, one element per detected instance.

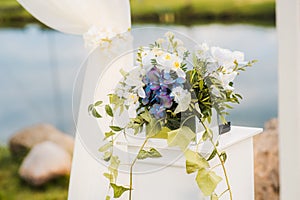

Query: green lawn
<box><xmin>130</xmin><ymin>0</ymin><xmax>275</xmax><ymax>23</ymax></box>
<box><xmin>0</xmin><ymin>0</ymin><xmax>275</xmax><ymax>27</ymax></box>
<box><xmin>0</xmin><ymin>146</ymin><xmax>69</xmax><ymax>200</ymax></box>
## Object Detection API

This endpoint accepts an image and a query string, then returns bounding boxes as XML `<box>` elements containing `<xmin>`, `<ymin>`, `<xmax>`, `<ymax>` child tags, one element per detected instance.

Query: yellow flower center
<box><xmin>174</xmin><ymin>61</ymin><xmax>180</xmax><ymax>69</ymax></box>
<box><xmin>165</xmin><ymin>54</ymin><xmax>171</xmax><ymax>60</ymax></box>
<box><xmin>129</xmin><ymin>94</ymin><xmax>138</xmax><ymax>102</ymax></box>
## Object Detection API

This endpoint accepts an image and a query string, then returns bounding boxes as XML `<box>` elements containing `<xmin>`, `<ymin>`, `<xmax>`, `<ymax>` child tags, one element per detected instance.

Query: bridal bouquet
<box><xmin>89</xmin><ymin>31</ymin><xmax>255</xmax><ymax>200</ymax></box>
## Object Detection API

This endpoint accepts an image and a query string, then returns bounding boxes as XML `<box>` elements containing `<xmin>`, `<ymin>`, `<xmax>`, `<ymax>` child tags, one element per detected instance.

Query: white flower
<box><xmin>141</xmin><ymin>50</ymin><xmax>156</xmax><ymax>70</ymax></box>
<box><xmin>213</xmin><ymin>71</ymin><xmax>238</xmax><ymax>91</ymax></box>
<box><xmin>152</xmin><ymin>47</ymin><xmax>164</xmax><ymax>57</ymax></box>
<box><xmin>124</xmin><ymin>93</ymin><xmax>140</xmax><ymax>118</ymax></box>
<box><xmin>171</xmin><ymin>87</ymin><xmax>191</xmax><ymax>114</ymax></box>
<box><xmin>125</xmin><ymin>67</ymin><xmax>146</xmax><ymax>98</ymax></box>
<box><xmin>211</xmin><ymin>47</ymin><xmax>245</xmax><ymax>72</ymax></box>
<box><xmin>115</xmin><ymin>83</ymin><xmax>130</xmax><ymax>98</ymax></box>
<box><xmin>157</xmin><ymin>53</ymin><xmax>186</xmax><ymax>78</ymax></box>
<box><xmin>196</xmin><ymin>43</ymin><xmax>210</xmax><ymax>58</ymax></box>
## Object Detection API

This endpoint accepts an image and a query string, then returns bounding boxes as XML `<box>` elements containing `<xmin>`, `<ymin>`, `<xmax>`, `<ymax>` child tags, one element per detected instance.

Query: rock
<box><xmin>9</xmin><ymin>124</ymin><xmax>74</xmax><ymax>159</ymax></box>
<box><xmin>19</xmin><ymin>141</ymin><xmax>72</xmax><ymax>186</ymax></box>
<box><xmin>254</xmin><ymin>118</ymin><xmax>279</xmax><ymax>200</ymax></box>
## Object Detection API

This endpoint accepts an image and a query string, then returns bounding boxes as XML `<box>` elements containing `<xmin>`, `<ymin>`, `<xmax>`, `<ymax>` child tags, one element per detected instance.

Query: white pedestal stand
<box><xmin>68</xmin><ymin>126</ymin><xmax>262</xmax><ymax>200</ymax></box>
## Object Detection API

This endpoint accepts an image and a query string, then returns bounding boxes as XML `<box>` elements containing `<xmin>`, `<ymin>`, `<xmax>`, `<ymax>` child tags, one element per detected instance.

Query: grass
<box><xmin>0</xmin><ymin>146</ymin><xmax>69</xmax><ymax>200</ymax></box>
<box><xmin>0</xmin><ymin>0</ymin><xmax>275</xmax><ymax>27</ymax></box>
<box><xmin>130</xmin><ymin>0</ymin><xmax>275</xmax><ymax>24</ymax></box>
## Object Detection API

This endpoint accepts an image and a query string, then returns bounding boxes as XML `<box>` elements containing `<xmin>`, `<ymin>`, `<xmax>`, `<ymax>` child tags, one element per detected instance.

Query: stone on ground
<box><xmin>19</xmin><ymin>141</ymin><xmax>72</xmax><ymax>186</ymax></box>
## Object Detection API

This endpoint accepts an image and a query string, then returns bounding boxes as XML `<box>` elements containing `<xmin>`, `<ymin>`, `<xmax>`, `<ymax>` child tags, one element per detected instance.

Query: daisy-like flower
<box><xmin>171</xmin><ymin>87</ymin><xmax>191</xmax><ymax>114</ymax></box>
<box><xmin>157</xmin><ymin>53</ymin><xmax>186</xmax><ymax>78</ymax></box>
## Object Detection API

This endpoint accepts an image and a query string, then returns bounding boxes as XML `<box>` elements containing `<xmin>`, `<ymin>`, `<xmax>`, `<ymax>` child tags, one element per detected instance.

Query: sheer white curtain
<box><xmin>17</xmin><ymin>0</ymin><xmax>131</xmax><ymax>35</ymax></box>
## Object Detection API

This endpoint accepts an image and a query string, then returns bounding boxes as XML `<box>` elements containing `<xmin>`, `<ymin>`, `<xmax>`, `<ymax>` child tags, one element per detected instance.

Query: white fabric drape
<box><xmin>17</xmin><ymin>0</ymin><xmax>131</xmax><ymax>35</ymax></box>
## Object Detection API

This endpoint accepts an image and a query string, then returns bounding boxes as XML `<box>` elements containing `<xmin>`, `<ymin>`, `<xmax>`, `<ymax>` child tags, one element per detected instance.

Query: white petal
<box><xmin>176</xmin><ymin>68</ymin><xmax>186</xmax><ymax>78</ymax></box>
<box><xmin>128</xmin><ymin>105</ymin><xmax>137</xmax><ymax>118</ymax></box>
<box><xmin>138</xmin><ymin>87</ymin><xmax>146</xmax><ymax>98</ymax></box>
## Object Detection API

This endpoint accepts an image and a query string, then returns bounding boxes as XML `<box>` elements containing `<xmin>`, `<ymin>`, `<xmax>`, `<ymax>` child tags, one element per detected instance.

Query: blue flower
<box><xmin>149</xmin><ymin>104</ymin><xmax>166</xmax><ymax>119</ymax></box>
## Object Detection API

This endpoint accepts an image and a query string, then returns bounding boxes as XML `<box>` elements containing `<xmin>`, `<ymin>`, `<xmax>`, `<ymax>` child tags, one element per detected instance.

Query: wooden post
<box><xmin>276</xmin><ymin>0</ymin><xmax>300</xmax><ymax>199</ymax></box>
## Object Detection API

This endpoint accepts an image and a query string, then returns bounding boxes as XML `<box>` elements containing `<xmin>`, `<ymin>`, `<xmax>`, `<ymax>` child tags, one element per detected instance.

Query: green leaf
<box><xmin>207</xmin><ymin>149</ymin><xmax>217</xmax><ymax>161</ymax></box>
<box><xmin>104</xmin><ymin>131</ymin><xmax>115</xmax><ymax>140</ymax></box>
<box><xmin>103</xmin><ymin>151</ymin><xmax>112</xmax><ymax>162</ymax></box>
<box><xmin>103</xmin><ymin>173</ymin><xmax>113</xmax><ymax>182</ymax></box>
<box><xmin>109</xmin><ymin>126</ymin><xmax>123</xmax><ymax>132</ymax></box>
<box><xmin>105</xmin><ymin>105</ymin><xmax>114</xmax><ymax>117</ymax></box>
<box><xmin>94</xmin><ymin>101</ymin><xmax>103</xmax><ymax>106</ymax></box>
<box><xmin>167</xmin><ymin>126</ymin><xmax>195</xmax><ymax>151</ymax></box>
<box><xmin>120</xmin><ymin>68</ymin><xmax>128</xmax><ymax>77</ymax></box>
<box><xmin>110</xmin><ymin>183</ymin><xmax>130</xmax><ymax>198</ymax></box>
<box><xmin>106</xmin><ymin>195</ymin><xmax>111</xmax><ymax>200</ymax></box>
<box><xmin>196</xmin><ymin>169</ymin><xmax>222</xmax><ymax>196</ymax></box>
<box><xmin>150</xmin><ymin>126</ymin><xmax>170</xmax><ymax>139</ymax></box>
<box><xmin>186</xmin><ymin>161</ymin><xmax>201</xmax><ymax>174</ymax></box>
<box><xmin>185</xmin><ymin>149</ymin><xmax>209</xmax><ymax>174</ymax></box>
<box><xmin>202</xmin><ymin>129</ymin><xmax>213</xmax><ymax>141</ymax></box>
<box><xmin>109</xmin><ymin>156</ymin><xmax>120</xmax><ymax>181</ymax></box>
<box><xmin>88</xmin><ymin>104</ymin><xmax>94</xmax><ymax>112</ymax></box>
<box><xmin>140</xmin><ymin>111</ymin><xmax>151</xmax><ymax>123</ymax></box>
<box><xmin>137</xmin><ymin>148</ymin><xmax>162</xmax><ymax>160</ymax></box>
<box><xmin>148</xmin><ymin>148</ymin><xmax>162</xmax><ymax>158</ymax></box>
<box><xmin>92</xmin><ymin>108</ymin><xmax>102</xmax><ymax>118</ymax></box>
<box><xmin>146</xmin><ymin>118</ymin><xmax>161</xmax><ymax>137</ymax></box>
<box><xmin>98</xmin><ymin>142</ymin><xmax>112</xmax><ymax>152</ymax></box>
<box><xmin>137</xmin><ymin>150</ymin><xmax>149</xmax><ymax>160</ymax></box>
<box><xmin>109</xmin><ymin>94</ymin><xmax>119</xmax><ymax>104</ymax></box>
<box><xmin>220</xmin><ymin>152</ymin><xmax>227</xmax><ymax>163</ymax></box>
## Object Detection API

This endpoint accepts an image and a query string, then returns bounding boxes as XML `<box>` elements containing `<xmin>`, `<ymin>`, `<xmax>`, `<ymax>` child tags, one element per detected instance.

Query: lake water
<box><xmin>0</xmin><ymin>24</ymin><xmax>277</xmax><ymax>143</ymax></box>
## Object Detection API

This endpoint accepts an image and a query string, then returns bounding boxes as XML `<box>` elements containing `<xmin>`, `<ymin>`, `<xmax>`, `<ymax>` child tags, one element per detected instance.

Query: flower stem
<box><xmin>210</xmin><ymin>138</ymin><xmax>233</xmax><ymax>200</ymax></box>
<box><xmin>129</xmin><ymin>138</ymin><xmax>149</xmax><ymax>200</ymax></box>
<box><xmin>199</xmin><ymin>119</ymin><xmax>233</xmax><ymax>200</ymax></box>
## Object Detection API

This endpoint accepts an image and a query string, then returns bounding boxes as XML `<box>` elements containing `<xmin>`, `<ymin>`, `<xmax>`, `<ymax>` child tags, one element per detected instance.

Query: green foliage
<box><xmin>98</xmin><ymin>142</ymin><xmax>113</xmax><ymax>152</ymax></box>
<box><xmin>150</xmin><ymin>126</ymin><xmax>170</xmax><ymax>139</ymax></box>
<box><xmin>137</xmin><ymin>148</ymin><xmax>162</xmax><ymax>160</ymax></box>
<box><xmin>88</xmin><ymin>102</ymin><xmax>103</xmax><ymax>118</ymax></box>
<box><xmin>104</xmin><ymin>131</ymin><xmax>115</xmax><ymax>140</ymax></box>
<box><xmin>207</xmin><ymin>149</ymin><xmax>217</xmax><ymax>161</ymax></box>
<box><xmin>196</xmin><ymin>169</ymin><xmax>222</xmax><ymax>196</ymax></box>
<box><xmin>105</xmin><ymin>105</ymin><xmax>114</xmax><ymax>117</ymax></box>
<box><xmin>185</xmin><ymin>149</ymin><xmax>209</xmax><ymax>174</ymax></box>
<box><xmin>167</xmin><ymin>126</ymin><xmax>195</xmax><ymax>151</ymax></box>
<box><xmin>110</xmin><ymin>183</ymin><xmax>130</xmax><ymax>198</ymax></box>
<box><xmin>109</xmin><ymin>126</ymin><xmax>123</xmax><ymax>132</ymax></box>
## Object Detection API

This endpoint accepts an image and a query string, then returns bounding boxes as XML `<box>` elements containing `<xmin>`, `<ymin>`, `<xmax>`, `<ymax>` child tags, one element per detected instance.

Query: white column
<box><xmin>276</xmin><ymin>0</ymin><xmax>300</xmax><ymax>199</ymax></box>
